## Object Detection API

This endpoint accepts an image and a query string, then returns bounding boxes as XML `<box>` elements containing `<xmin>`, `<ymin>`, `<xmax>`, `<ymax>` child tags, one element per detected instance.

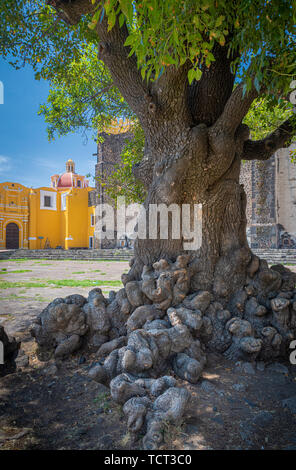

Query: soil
<box><xmin>0</xmin><ymin>259</ymin><xmax>129</xmax><ymax>338</ymax></box>
<box><xmin>1</xmin><ymin>259</ymin><xmax>296</xmax><ymax>450</ymax></box>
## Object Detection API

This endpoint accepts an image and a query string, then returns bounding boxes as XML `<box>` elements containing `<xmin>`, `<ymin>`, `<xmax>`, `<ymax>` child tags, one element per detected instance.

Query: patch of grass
<box><xmin>3</xmin><ymin>258</ymin><xmax>30</xmax><ymax>262</ymax></box>
<box><xmin>49</xmin><ymin>279</ymin><xmax>122</xmax><ymax>288</ymax></box>
<box><xmin>1</xmin><ymin>293</ymin><xmax>51</xmax><ymax>302</ymax></box>
<box><xmin>0</xmin><ymin>280</ymin><xmax>49</xmax><ymax>289</ymax></box>
<box><xmin>93</xmin><ymin>392</ymin><xmax>112</xmax><ymax>413</ymax></box>
<box><xmin>7</xmin><ymin>269</ymin><xmax>33</xmax><ymax>274</ymax></box>
<box><xmin>1</xmin><ymin>268</ymin><xmax>7</xmax><ymax>272</ymax></box>
<box><xmin>163</xmin><ymin>420</ymin><xmax>186</xmax><ymax>446</ymax></box>
<box><xmin>72</xmin><ymin>271</ymin><xmax>86</xmax><ymax>274</ymax></box>
<box><xmin>0</xmin><ymin>279</ymin><xmax>122</xmax><ymax>289</ymax></box>
<box><xmin>34</xmin><ymin>262</ymin><xmax>52</xmax><ymax>266</ymax></box>
<box><xmin>118</xmin><ymin>432</ymin><xmax>131</xmax><ymax>447</ymax></box>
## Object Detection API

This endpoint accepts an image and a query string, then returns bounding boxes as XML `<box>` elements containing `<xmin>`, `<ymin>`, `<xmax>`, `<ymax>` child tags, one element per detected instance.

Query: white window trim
<box><xmin>61</xmin><ymin>193</ymin><xmax>67</xmax><ymax>211</ymax></box>
<box><xmin>40</xmin><ymin>190</ymin><xmax>57</xmax><ymax>211</ymax></box>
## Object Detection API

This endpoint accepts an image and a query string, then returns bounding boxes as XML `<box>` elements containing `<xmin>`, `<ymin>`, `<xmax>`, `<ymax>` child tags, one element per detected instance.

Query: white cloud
<box><xmin>33</xmin><ymin>157</ymin><xmax>59</xmax><ymax>171</ymax></box>
<box><xmin>0</xmin><ymin>155</ymin><xmax>11</xmax><ymax>174</ymax></box>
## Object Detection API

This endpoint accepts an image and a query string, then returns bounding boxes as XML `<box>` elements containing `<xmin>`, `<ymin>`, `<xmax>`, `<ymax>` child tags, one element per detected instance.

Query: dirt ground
<box><xmin>0</xmin><ymin>259</ymin><xmax>128</xmax><ymax>339</ymax></box>
<box><xmin>1</xmin><ymin>259</ymin><xmax>296</xmax><ymax>450</ymax></box>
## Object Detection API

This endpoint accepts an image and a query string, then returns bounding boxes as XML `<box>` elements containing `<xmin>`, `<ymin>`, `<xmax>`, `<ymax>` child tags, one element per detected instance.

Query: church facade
<box><xmin>0</xmin><ymin>159</ymin><xmax>96</xmax><ymax>250</ymax></box>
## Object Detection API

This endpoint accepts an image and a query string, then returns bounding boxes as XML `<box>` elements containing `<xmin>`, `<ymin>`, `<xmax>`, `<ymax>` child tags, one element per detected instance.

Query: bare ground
<box><xmin>1</xmin><ymin>259</ymin><xmax>296</xmax><ymax>450</ymax></box>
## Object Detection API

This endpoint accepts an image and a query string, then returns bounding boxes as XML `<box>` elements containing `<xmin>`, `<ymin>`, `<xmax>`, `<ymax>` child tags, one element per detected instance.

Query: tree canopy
<box><xmin>1</xmin><ymin>0</ymin><xmax>295</xmax><ymax>201</ymax></box>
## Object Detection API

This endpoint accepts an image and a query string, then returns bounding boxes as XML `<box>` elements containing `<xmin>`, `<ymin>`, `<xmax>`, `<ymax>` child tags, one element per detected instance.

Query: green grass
<box><xmin>0</xmin><ymin>258</ymin><xmax>129</xmax><ymax>263</ymax></box>
<box><xmin>6</xmin><ymin>269</ymin><xmax>33</xmax><ymax>274</ymax></box>
<box><xmin>72</xmin><ymin>271</ymin><xmax>86</xmax><ymax>274</ymax></box>
<box><xmin>0</xmin><ymin>258</ymin><xmax>30</xmax><ymax>262</ymax></box>
<box><xmin>50</xmin><ymin>279</ymin><xmax>122</xmax><ymax>287</ymax></box>
<box><xmin>0</xmin><ymin>279</ymin><xmax>123</xmax><ymax>289</ymax></box>
<box><xmin>1</xmin><ymin>293</ymin><xmax>51</xmax><ymax>302</ymax></box>
<box><xmin>93</xmin><ymin>391</ymin><xmax>112</xmax><ymax>412</ymax></box>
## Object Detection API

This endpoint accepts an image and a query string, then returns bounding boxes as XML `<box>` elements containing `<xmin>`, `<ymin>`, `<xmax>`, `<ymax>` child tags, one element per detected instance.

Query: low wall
<box><xmin>0</xmin><ymin>248</ymin><xmax>295</xmax><ymax>264</ymax></box>
<box><xmin>0</xmin><ymin>249</ymin><xmax>134</xmax><ymax>261</ymax></box>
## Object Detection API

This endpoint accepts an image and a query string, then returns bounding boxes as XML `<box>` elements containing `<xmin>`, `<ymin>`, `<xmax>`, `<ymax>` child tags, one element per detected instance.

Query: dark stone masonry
<box><xmin>91</xmin><ymin>133</ymin><xmax>296</xmax><ymax>251</ymax></box>
<box><xmin>93</xmin><ymin>131</ymin><xmax>133</xmax><ymax>249</ymax></box>
<box><xmin>240</xmin><ymin>144</ymin><xmax>296</xmax><ymax>249</ymax></box>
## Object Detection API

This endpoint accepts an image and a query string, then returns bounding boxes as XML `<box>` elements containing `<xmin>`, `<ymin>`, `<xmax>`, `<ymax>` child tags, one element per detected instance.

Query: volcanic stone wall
<box><xmin>94</xmin><ymin>131</ymin><xmax>133</xmax><ymax>249</ymax></box>
<box><xmin>240</xmin><ymin>144</ymin><xmax>296</xmax><ymax>249</ymax></box>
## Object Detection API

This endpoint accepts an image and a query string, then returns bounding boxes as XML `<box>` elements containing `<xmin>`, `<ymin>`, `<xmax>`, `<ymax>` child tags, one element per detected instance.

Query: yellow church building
<box><xmin>0</xmin><ymin>159</ymin><xmax>96</xmax><ymax>250</ymax></box>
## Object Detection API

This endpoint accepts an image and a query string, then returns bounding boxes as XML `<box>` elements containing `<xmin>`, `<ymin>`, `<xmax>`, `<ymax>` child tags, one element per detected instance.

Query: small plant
<box><xmin>94</xmin><ymin>392</ymin><xmax>112</xmax><ymax>413</ymax></box>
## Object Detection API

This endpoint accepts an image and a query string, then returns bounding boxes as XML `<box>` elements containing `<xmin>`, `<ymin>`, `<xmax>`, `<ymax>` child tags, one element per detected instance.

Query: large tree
<box><xmin>36</xmin><ymin>0</ymin><xmax>296</xmax><ymax>298</ymax></box>
<box><xmin>3</xmin><ymin>0</ymin><xmax>296</xmax><ymax>449</ymax></box>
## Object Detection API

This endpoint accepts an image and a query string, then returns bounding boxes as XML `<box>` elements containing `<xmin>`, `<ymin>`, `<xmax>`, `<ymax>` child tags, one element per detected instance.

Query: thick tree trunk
<box><xmin>127</xmin><ymin>124</ymin><xmax>253</xmax><ymax>303</ymax></box>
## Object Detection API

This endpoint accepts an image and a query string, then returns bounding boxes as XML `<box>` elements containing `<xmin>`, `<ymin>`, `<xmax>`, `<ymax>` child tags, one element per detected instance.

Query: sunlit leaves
<box><xmin>0</xmin><ymin>0</ymin><xmax>97</xmax><ymax>81</ymax></box>
<box><xmin>38</xmin><ymin>44</ymin><xmax>133</xmax><ymax>141</ymax></box>
<box><xmin>243</xmin><ymin>96</ymin><xmax>293</xmax><ymax>140</ymax></box>
<box><xmin>90</xmin><ymin>0</ymin><xmax>295</xmax><ymax>98</ymax></box>
<box><xmin>96</xmin><ymin>122</ymin><xmax>146</xmax><ymax>204</ymax></box>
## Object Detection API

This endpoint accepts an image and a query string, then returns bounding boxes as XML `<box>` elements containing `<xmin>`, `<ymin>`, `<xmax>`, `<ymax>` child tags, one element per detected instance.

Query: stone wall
<box><xmin>276</xmin><ymin>144</ymin><xmax>296</xmax><ymax>248</ymax></box>
<box><xmin>240</xmin><ymin>143</ymin><xmax>296</xmax><ymax>249</ymax></box>
<box><xmin>0</xmin><ymin>248</ymin><xmax>133</xmax><ymax>261</ymax></box>
<box><xmin>94</xmin><ymin>132</ymin><xmax>133</xmax><ymax>249</ymax></box>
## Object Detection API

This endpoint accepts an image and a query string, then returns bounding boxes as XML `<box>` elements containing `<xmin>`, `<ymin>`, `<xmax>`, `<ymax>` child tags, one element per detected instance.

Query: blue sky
<box><xmin>0</xmin><ymin>59</ymin><xmax>97</xmax><ymax>188</ymax></box>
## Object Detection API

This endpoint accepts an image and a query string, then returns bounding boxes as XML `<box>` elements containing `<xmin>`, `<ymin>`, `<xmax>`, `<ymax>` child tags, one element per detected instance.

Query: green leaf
<box><xmin>188</xmin><ymin>68</ymin><xmax>202</xmax><ymax>85</ymax></box>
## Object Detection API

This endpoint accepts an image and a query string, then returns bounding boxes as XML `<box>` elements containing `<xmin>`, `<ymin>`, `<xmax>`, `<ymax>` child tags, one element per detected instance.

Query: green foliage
<box><xmin>94</xmin><ymin>0</ymin><xmax>296</xmax><ymax>98</ymax></box>
<box><xmin>0</xmin><ymin>0</ymin><xmax>97</xmax><ymax>81</ymax></box>
<box><xmin>96</xmin><ymin>121</ymin><xmax>146</xmax><ymax>204</ymax></box>
<box><xmin>1</xmin><ymin>0</ymin><xmax>296</xmax><ymax>203</ymax></box>
<box><xmin>243</xmin><ymin>97</ymin><xmax>293</xmax><ymax>140</ymax></box>
<box><xmin>0</xmin><ymin>279</ymin><xmax>123</xmax><ymax>289</ymax></box>
<box><xmin>38</xmin><ymin>44</ymin><xmax>132</xmax><ymax>140</ymax></box>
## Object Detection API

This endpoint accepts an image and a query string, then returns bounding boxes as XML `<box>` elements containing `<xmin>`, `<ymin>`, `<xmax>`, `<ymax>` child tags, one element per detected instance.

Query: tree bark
<box><xmin>126</xmin><ymin>119</ymin><xmax>253</xmax><ymax>303</ymax></box>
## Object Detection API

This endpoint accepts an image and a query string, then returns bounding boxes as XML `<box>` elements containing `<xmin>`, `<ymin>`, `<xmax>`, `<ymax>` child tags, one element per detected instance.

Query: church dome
<box><xmin>51</xmin><ymin>159</ymin><xmax>88</xmax><ymax>189</ymax></box>
<box><xmin>57</xmin><ymin>172</ymin><xmax>73</xmax><ymax>188</ymax></box>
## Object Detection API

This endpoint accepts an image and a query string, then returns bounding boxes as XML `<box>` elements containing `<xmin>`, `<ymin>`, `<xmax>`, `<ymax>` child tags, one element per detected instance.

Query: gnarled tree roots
<box><xmin>31</xmin><ymin>254</ymin><xmax>296</xmax><ymax>449</ymax></box>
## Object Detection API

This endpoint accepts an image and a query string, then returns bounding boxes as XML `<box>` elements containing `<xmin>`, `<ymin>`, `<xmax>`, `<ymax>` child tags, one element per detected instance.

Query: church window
<box><xmin>44</xmin><ymin>196</ymin><xmax>52</xmax><ymax>207</ymax></box>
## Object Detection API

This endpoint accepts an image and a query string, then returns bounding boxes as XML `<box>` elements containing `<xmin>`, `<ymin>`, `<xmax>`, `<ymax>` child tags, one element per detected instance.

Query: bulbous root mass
<box><xmin>31</xmin><ymin>254</ymin><xmax>296</xmax><ymax>449</ymax></box>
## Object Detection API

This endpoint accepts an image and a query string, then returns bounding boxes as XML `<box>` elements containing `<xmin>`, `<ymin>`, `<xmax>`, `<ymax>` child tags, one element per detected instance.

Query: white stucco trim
<box><xmin>40</xmin><ymin>190</ymin><xmax>57</xmax><ymax>211</ymax></box>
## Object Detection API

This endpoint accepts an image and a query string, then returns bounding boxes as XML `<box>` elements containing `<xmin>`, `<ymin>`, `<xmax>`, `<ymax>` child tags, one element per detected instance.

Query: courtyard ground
<box><xmin>0</xmin><ymin>258</ymin><xmax>296</xmax><ymax>450</ymax></box>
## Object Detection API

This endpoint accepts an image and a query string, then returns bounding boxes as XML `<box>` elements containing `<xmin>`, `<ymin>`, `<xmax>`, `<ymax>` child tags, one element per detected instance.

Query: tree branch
<box><xmin>242</xmin><ymin>117</ymin><xmax>295</xmax><ymax>161</ymax></box>
<box><xmin>212</xmin><ymin>81</ymin><xmax>258</xmax><ymax>136</ymax></box>
<box><xmin>189</xmin><ymin>43</ymin><xmax>238</xmax><ymax>126</ymax></box>
<box><xmin>151</xmin><ymin>61</ymin><xmax>192</xmax><ymax>127</ymax></box>
<box><xmin>48</xmin><ymin>0</ymin><xmax>150</xmax><ymax>122</ymax></box>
